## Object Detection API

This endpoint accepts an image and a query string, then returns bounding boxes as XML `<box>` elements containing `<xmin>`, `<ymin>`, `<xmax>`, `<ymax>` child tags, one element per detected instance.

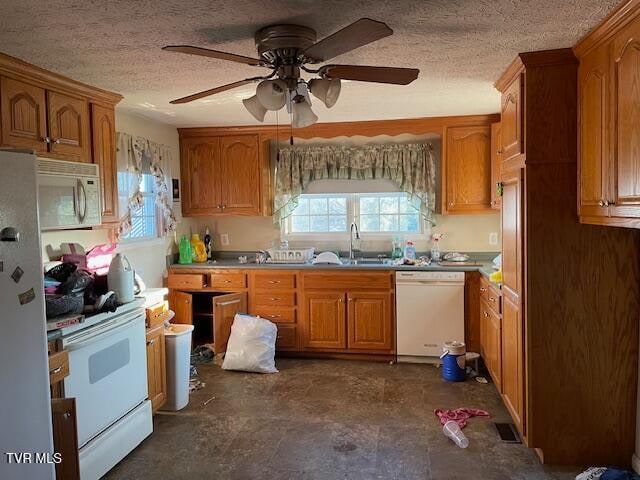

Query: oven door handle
<box><xmin>65</xmin><ymin>313</ymin><xmax>143</xmax><ymax>351</ymax></box>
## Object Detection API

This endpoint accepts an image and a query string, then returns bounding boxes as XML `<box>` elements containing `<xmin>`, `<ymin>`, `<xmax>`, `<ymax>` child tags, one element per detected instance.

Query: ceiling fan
<box><xmin>162</xmin><ymin>18</ymin><xmax>420</xmax><ymax>128</ymax></box>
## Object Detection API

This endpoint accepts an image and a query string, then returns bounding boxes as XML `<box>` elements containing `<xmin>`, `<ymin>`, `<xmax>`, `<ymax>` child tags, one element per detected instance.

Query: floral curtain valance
<box><xmin>274</xmin><ymin>143</ymin><xmax>436</xmax><ymax>225</ymax></box>
<box><xmin>116</xmin><ymin>132</ymin><xmax>177</xmax><ymax>239</ymax></box>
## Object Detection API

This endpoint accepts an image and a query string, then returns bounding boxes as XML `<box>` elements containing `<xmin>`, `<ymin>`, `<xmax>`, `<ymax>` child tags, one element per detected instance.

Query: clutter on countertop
<box><xmin>107</xmin><ymin>253</ymin><xmax>135</xmax><ymax>304</ymax></box>
<box><xmin>312</xmin><ymin>251</ymin><xmax>341</xmax><ymax>265</ymax></box>
<box><xmin>489</xmin><ymin>269</ymin><xmax>503</xmax><ymax>283</ymax></box>
<box><xmin>178</xmin><ymin>234</ymin><xmax>192</xmax><ymax>264</ymax></box>
<box><xmin>190</xmin><ymin>233</ymin><xmax>207</xmax><ymax>263</ymax></box>
<box><xmin>222</xmin><ymin>313</ymin><xmax>278</xmax><ymax>374</ymax></box>
<box><xmin>403</xmin><ymin>240</ymin><xmax>417</xmax><ymax>261</ymax></box>
<box><xmin>61</xmin><ymin>242</ymin><xmax>115</xmax><ymax>275</ymax></box>
<box><xmin>443</xmin><ymin>251</ymin><xmax>470</xmax><ymax>262</ymax></box>
<box><xmin>203</xmin><ymin>227</ymin><xmax>212</xmax><ymax>261</ymax></box>
<box><xmin>431</xmin><ymin>233</ymin><xmax>445</xmax><ymax>262</ymax></box>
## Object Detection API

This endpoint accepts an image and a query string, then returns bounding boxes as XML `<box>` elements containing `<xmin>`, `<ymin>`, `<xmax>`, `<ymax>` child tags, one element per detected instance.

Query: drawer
<box><xmin>275</xmin><ymin>324</ymin><xmax>297</xmax><ymax>349</ymax></box>
<box><xmin>168</xmin><ymin>273</ymin><xmax>205</xmax><ymax>289</ymax></box>
<box><xmin>146</xmin><ymin>301</ymin><xmax>170</xmax><ymax>328</ymax></box>
<box><xmin>253</xmin><ymin>272</ymin><xmax>296</xmax><ymax>290</ymax></box>
<box><xmin>303</xmin><ymin>272</ymin><xmax>392</xmax><ymax>291</ymax></box>
<box><xmin>486</xmin><ymin>288</ymin><xmax>501</xmax><ymax>315</ymax></box>
<box><xmin>254</xmin><ymin>291</ymin><xmax>296</xmax><ymax>307</ymax></box>
<box><xmin>210</xmin><ymin>272</ymin><xmax>246</xmax><ymax>289</ymax></box>
<box><xmin>49</xmin><ymin>350</ymin><xmax>69</xmax><ymax>385</ymax></box>
<box><xmin>254</xmin><ymin>306</ymin><xmax>297</xmax><ymax>324</ymax></box>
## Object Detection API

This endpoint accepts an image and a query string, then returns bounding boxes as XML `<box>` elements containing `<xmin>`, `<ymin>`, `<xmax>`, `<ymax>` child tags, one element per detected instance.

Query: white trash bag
<box><xmin>222</xmin><ymin>314</ymin><xmax>278</xmax><ymax>374</ymax></box>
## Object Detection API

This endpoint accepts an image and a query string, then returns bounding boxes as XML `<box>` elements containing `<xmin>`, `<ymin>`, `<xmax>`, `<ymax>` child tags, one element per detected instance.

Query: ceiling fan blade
<box><xmin>170</xmin><ymin>79</ymin><xmax>254</xmax><ymax>104</ymax></box>
<box><xmin>304</xmin><ymin>18</ymin><xmax>392</xmax><ymax>63</ymax></box>
<box><xmin>162</xmin><ymin>45</ymin><xmax>263</xmax><ymax>66</ymax></box>
<box><xmin>322</xmin><ymin>65</ymin><xmax>419</xmax><ymax>85</ymax></box>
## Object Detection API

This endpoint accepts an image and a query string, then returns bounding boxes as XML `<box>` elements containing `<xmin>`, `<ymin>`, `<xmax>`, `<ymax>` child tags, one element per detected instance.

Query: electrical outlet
<box><xmin>489</xmin><ymin>232</ymin><xmax>499</xmax><ymax>246</ymax></box>
<box><xmin>220</xmin><ymin>233</ymin><xmax>229</xmax><ymax>246</ymax></box>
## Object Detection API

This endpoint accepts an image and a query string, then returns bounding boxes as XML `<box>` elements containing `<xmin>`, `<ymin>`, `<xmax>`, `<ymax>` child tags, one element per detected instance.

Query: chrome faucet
<box><xmin>349</xmin><ymin>220</ymin><xmax>361</xmax><ymax>260</ymax></box>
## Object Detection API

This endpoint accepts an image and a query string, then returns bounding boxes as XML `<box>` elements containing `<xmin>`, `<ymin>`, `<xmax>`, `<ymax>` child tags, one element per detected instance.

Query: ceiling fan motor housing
<box><xmin>255</xmin><ymin>24</ymin><xmax>317</xmax><ymax>65</ymax></box>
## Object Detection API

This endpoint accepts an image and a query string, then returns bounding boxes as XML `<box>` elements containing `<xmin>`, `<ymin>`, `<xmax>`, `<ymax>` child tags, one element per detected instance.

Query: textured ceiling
<box><xmin>0</xmin><ymin>0</ymin><xmax>619</xmax><ymax>127</ymax></box>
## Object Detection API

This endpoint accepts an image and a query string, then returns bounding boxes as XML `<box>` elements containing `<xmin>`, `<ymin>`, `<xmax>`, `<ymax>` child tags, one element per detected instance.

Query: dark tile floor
<box><xmin>105</xmin><ymin>359</ymin><xmax>581</xmax><ymax>480</ymax></box>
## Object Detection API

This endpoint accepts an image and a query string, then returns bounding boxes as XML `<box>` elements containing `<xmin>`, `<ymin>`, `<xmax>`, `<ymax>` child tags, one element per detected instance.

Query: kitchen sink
<box><xmin>348</xmin><ymin>257</ymin><xmax>391</xmax><ymax>265</ymax></box>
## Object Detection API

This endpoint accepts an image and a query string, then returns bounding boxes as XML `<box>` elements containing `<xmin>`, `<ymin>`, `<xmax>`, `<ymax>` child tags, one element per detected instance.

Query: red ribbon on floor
<box><xmin>434</xmin><ymin>408</ymin><xmax>490</xmax><ymax>428</ymax></box>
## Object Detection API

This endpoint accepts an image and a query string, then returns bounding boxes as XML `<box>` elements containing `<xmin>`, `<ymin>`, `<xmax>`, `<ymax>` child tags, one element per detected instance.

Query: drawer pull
<box><xmin>63</xmin><ymin>412</ymin><xmax>71</xmax><ymax>420</ymax></box>
<box><xmin>483</xmin><ymin>311</ymin><xmax>489</xmax><ymax>318</ymax></box>
<box><xmin>489</xmin><ymin>297</ymin><xmax>496</xmax><ymax>302</ymax></box>
<box><xmin>269</xmin><ymin>297</ymin><xmax>281</xmax><ymax>301</ymax></box>
<box><xmin>50</xmin><ymin>365</ymin><xmax>63</xmax><ymax>375</ymax></box>
<box><xmin>147</xmin><ymin>339</ymin><xmax>156</xmax><ymax>345</ymax></box>
<box><xmin>268</xmin><ymin>280</ymin><xmax>281</xmax><ymax>284</ymax></box>
<box><xmin>480</xmin><ymin>287</ymin><xmax>487</xmax><ymax>292</ymax></box>
<box><xmin>269</xmin><ymin>314</ymin><xmax>281</xmax><ymax>319</ymax></box>
<box><xmin>223</xmin><ymin>280</ymin><xmax>231</xmax><ymax>283</ymax></box>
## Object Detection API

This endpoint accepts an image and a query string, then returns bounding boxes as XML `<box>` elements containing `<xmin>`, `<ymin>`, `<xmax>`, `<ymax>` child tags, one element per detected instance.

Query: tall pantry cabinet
<box><xmin>495</xmin><ymin>49</ymin><xmax>640</xmax><ymax>467</ymax></box>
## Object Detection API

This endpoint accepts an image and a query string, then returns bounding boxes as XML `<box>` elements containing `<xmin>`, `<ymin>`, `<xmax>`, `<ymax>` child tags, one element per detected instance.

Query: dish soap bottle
<box><xmin>191</xmin><ymin>233</ymin><xmax>207</xmax><ymax>263</ymax></box>
<box><xmin>403</xmin><ymin>240</ymin><xmax>417</xmax><ymax>261</ymax></box>
<box><xmin>178</xmin><ymin>235</ymin><xmax>192</xmax><ymax>264</ymax></box>
<box><xmin>203</xmin><ymin>227</ymin><xmax>212</xmax><ymax>260</ymax></box>
<box><xmin>391</xmin><ymin>237</ymin><xmax>403</xmax><ymax>259</ymax></box>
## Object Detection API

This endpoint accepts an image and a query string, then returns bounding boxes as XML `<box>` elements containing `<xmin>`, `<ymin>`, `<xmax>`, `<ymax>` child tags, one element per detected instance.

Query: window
<box><xmin>118</xmin><ymin>172</ymin><xmax>158</xmax><ymax>241</ymax></box>
<box><xmin>285</xmin><ymin>192</ymin><xmax>422</xmax><ymax>237</ymax></box>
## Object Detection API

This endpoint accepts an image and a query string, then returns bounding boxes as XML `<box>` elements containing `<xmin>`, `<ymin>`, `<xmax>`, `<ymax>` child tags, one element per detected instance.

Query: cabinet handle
<box><xmin>599</xmin><ymin>200</ymin><xmax>605</xmax><ymax>207</ymax></box>
<box><xmin>269</xmin><ymin>297</ymin><xmax>281</xmax><ymax>301</ymax></box>
<box><xmin>50</xmin><ymin>365</ymin><xmax>63</xmax><ymax>375</ymax></box>
<box><xmin>270</xmin><ymin>314</ymin><xmax>281</xmax><ymax>319</ymax></box>
<box><xmin>221</xmin><ymin>204</ymin><xmax>226</xmax><ymax>210</ymax></box>
<box><xmin>339</xmin><ymin>298</ymin><xmax>343</xmax><ymax>303</ymax></box>
<box><xmin>483</xmin><ymin>311</ymin><xmax>489</xmax><ymax>318</ymax></box>
<box><xmin>268</xmin><ymin>280</ymin><xmax>280</xmax><ymax>284</ymax></box>
<box><xmin>223</xmin><ymin>280</ymin><xmax>231</xmax><ymax>283</ymax></box>
<box><xmin>480</xmin><ymin>287</ymin><xmax>487</xmax><ymax>293</ymax></box>
<box><xmin>489</xmin><ymin>296</ymin><xmax>496</xmax><ymax>302</ymax></box>
<box><xmin>42</xmin><ymin>136</ymin><xmax>51</xmax><ymax>144</ymax></box>
<box><xmin>147</xmin><ymin>339</ymin><xmax>155</xmax><ymax>345</ymax></box>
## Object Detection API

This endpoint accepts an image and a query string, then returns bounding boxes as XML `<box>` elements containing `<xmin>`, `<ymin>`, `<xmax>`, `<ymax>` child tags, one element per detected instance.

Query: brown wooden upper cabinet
<box><xmin>444</xmin><ymin>125</ymin><xmax>492</xmax><ymax>213</ymax></box>
<box><xmin>500</xmin><ymin>74</ymin><xmax>524</xmax><ymax>162</ymax></box>
<box><xmin>577</xmin><ymin>13</ymin><xmax>640</xmax><ymax>227</ymax></box>
<box><xmin>180</xmin><ymin>133</ymin><xmax>267</xmax><ymax>216</ymax></box>
<box><xmin>490</xmin><ymin>122</ymin><xmax>502</xmax><ymax>210</ymax></box>
<box><xmin>0</xmin><ymin>77</ymin><xmax>91</xmax><ymax>162</ymax></box>
<box><xmin>91</xmin><ymin>103</ymin><xmax>118</xmax><ymax>223</ymax></box>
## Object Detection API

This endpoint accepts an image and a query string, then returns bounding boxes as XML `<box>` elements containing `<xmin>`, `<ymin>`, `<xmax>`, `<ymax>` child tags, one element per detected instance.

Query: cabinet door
<box><xmin>91</xmin><ymin>104</ymin><xmax>118</xmax><ymax>222</ymax></box>
<box><xmin>47</xmin><ymin>91</ymin><xmax>90</xmax><ymax>162</ymax></box>
<box><xmin>501</xmin><ymin>168</ymin><xmax>523</xmax><ymax>294</ymax></box>
<box><xmin>303</xmin><ymin>292</ymin><xmax>346</xmax><ymax>349</ymax></box>
<box><xmin>0</xmin><ymin>76</ymin><xmax>48</xmax><ymax>153</ymax></box>
<box><xmin>146</xmin><ymin>325</ymin><xmax>166</xmax><ymax>413</ymax></box>
<box><xmin>181</xmin><ymin>137</ymin><xmax>221</xmax><ymax>215</ymax></box>
<box><xmin>213</xmin><ymin>292</ymin><xmax>247</xmax><ymax>354</ymax></box>
<box><xmin>347</xmin><ymin>292</ymin><xmax>392</xmax><ymax>351</ymax></box>
<box><xmin>501</xmin><ymin>288</ymin><xmax>524</xmax><ymax>434</ymax></box>
<box><xmin>169</xmin><ymin>291</ymin><xmax>193</xmax><ymax>325</ymax></box>
<box><xmin>500</xmin><ymin>74</ymin><xmax>524</xmax><ymax>162</ymax></box>
<box><xmin>218</xmin><ymin>135</ymin><xmax>261</xmax><ymax>214</ymax></box>
<box><xmin>490</xmin><ymin>122</ymin><xmax>502</xmax><ymax>209</ymax></box>
<box><xmin>610</xmin><ymin>23</ymin><xmax>640</xmax><ymax>217</ymax></box>
<box><xmin>51</xmin><ymin>398</ymin><xmax>80</xmax><ymax>480</ymax></box>
<box><xmin>445</xmin><ymin>125</ymin><xmax>492</xmax><ymax>213</ymax></box>
<box><xmin>481</xmin><ymin>299</ymin><xmax>502</xmax><ymax>391</ymax></box>
<box><xmin>579</xmin><ymin>43</ymin><xmax>610</xmax><ymax>219</ymax></box>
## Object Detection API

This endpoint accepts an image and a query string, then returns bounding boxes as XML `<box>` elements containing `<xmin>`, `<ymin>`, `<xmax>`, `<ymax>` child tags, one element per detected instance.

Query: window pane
<box><xmin>292</xmin><ymin>197</ymin><xmax>309</xmax><ymax>215</ymax></box>
<box><xmin>328</xmin><ymin>215</ymin><xmax>347</xmax><ymax>232</ymax></box>
<box><xmin>399</xmin><ymin>197</ymin><xmax>415</xmax><ymax>213</ymax></box>
<box><xmin>328</xmin><ymin>197</ymin><xmax>346</xmax><ymax>214</ymax></box>
<box><xmin>380</xmin><ymin>214</ymin><xmax>398</xmax><ymax>232</ymax></box>
<box><xmin>309</xmin><ymin>197</ymin><xmax>328</xmax><ymax>214</ymax></box>
<box><xmin>360</xmin><ymin>196</ymin><xmax>379</xmax><ymax>214</ymax></box>
<box><xmin>360</xmin><ymin>214</ymin><xmax>380</xmax><ymax>232</ymax></box>
<box><xmin>291</xmin><ymin>215</ymin><xmax>309</xmax><ymax>232</ymax></box>
<box><xmin>399</xmin><ymin>214</ymin><xmax>420</xmax><ymax>232</ymax></box>
<box><xmin>310</xmin><ymin>215</ymin><xmax>328</xmax><ymax>232</ymax></box>
<box><xmin>380</xmin><ymin>196</ymin><xmax>398</xmax><ymax>214</ymax></box>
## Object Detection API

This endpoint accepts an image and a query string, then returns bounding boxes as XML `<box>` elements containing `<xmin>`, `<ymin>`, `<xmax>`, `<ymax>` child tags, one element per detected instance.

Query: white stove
<box><xmin>59</xmin><ymin>298</ymin><xmax>152</xmax><ymax>479</ymax></box>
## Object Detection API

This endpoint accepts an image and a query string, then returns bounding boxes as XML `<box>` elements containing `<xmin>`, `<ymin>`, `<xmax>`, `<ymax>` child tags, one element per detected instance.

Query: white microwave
<box><xmin>37</xmin><ymin>158</ymin><xmax>102</xmax><ymax>230</ymax></box>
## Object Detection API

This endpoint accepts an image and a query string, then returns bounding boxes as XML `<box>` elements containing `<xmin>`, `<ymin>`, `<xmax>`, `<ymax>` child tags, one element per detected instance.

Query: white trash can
<box><xmin>162</xmin><ymin>323</ymin><xmax>194</xmax><ymax>411</ymax></box>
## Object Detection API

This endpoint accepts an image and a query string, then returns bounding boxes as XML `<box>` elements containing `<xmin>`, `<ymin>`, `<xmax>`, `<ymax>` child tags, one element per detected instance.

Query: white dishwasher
<box><xmin>396</xmin><ymin>271</ymin><xmax>465</xmax><ymax>363</ymax></box>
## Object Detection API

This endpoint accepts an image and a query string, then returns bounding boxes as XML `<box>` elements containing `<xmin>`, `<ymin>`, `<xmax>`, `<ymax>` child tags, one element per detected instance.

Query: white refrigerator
<box><xmin>0</xmin><ymin>150</ymin><xmax>55</xmax><ymax>480</ymax></box>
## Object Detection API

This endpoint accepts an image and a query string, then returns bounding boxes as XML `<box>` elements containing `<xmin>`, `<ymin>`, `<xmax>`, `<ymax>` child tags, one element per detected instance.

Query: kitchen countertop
<box><xmin>171</xmin><ymin>258</ymin><xmax>499</xmax><ymax>274</ymax></box>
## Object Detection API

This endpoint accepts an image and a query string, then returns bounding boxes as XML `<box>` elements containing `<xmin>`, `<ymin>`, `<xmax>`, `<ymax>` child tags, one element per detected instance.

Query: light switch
<box><xmin>489</xmin><ymin>232</ymin><xmax>499</xmax><ymax>245</ymax></box>
<box><xmin>220</xmin><ymin>233</ymin><xmax>229</xmax><ymax>246</ymax></box>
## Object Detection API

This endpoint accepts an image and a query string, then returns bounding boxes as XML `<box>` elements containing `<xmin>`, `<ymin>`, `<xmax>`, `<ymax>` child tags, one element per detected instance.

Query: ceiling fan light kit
<box><xmin>164</xmin><ymin>18</ymin><xmax>419</xmax><ymax>127</ymax></box>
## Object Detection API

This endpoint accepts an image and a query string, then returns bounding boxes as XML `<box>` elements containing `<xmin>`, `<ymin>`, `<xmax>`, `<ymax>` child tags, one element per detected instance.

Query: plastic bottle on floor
<box><xmin>443</xmin><ymin>421</ymin><xmax>469</xmax><ymax>448</ymax></box>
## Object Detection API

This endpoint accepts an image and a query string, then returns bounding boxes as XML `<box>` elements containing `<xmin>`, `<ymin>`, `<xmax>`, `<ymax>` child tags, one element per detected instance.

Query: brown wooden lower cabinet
<box><xmin>501</xmin><ymin>287</ymin><xmax>524</xmax><ymax>433</ymax></box>
<box><xmin>347</xmin><ymin>292</ymin><xmax>393</xmax><ymax>351</ymax></box>
<box><xmin>146</xmin><ymin>325</ymin><xmax>167</xmax><ymax>413</ymax></box>
<box><xmin>51</xmin><ymin>398</ymin><xmax>80</xmax><ymax>480</ymax></box>
<box><xmin>303</xmin><ymin>291</ymin><xmax>347</xmax><ymax>349</ymax></box>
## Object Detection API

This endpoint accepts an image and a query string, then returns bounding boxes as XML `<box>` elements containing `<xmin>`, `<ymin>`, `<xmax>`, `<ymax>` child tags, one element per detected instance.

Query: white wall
<box><xmin>41</xmin><ymin>111</ymin><xmax>194</xmax><ymax>288</ymax></box>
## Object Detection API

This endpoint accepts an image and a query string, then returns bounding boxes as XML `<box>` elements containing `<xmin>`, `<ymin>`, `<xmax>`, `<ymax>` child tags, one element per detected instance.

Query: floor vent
<box><xmin>494</xmin><ymin>423</ymin><xmax>521</xmax><ymax>443</ymax></box>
